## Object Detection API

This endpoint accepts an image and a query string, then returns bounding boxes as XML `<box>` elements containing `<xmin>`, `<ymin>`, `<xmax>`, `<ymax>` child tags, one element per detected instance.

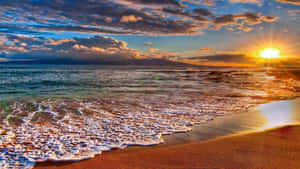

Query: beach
<box><xmin>35</xmin><ymin>125</ymin><xmax>300</xmax><ymax>169</ymax></box>
<box><xmin>0</xmin><ymin>0</ymin><xmax>300</xmax><ymax>168</ymax></box>
<box><xmin>34</xmin><ymin>98</ymin><xmax>300</xmax><ymax>169</ymax></box>
<box><xmin>0</xmin><ymin>66</ymin><xmax>299</xmax><ymax>169</ymax></box>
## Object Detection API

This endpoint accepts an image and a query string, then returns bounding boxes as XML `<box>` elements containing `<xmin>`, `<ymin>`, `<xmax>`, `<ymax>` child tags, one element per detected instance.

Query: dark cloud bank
<box><xmin>0</xmin><ymin>0</ymin><xmax>278</xmax><ymax>35</ymax></box>
<box><xmin>0</xmin><ymin>0</ymin><xmax>297</xmax><ymax>66</ymax></box>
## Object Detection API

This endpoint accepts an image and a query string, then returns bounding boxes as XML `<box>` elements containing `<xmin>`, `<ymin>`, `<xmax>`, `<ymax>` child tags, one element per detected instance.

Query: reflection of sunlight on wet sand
<box><xmin>264</xmin><ymin>74</ymin><xmax>275</xmax><ymax>80</ymax></box>
<box><xmin>258</xmin><ymin>101</ymin><xmax>293</xmax><ymax>129</ymax></box>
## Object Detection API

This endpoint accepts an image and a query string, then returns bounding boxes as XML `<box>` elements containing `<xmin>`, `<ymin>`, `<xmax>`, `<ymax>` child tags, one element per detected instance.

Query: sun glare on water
<box><xmin>260</xmin><ymin>48</ymin><xmax>281</xmax><ymax>59</ymax></box>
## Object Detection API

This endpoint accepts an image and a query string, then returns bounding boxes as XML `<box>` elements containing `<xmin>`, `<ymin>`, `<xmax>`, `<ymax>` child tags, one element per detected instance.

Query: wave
<box><xmin>0</xmin><ymin>66</ymin><xmax>299</xmax><ymax>169</ymax></box>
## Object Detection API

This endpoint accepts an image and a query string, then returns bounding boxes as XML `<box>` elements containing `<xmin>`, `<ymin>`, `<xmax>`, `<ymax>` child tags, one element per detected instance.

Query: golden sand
<box><xmin>35</xmin><ymin>125</ymin><xmax>300</xmax><ymax>169</ymax></box>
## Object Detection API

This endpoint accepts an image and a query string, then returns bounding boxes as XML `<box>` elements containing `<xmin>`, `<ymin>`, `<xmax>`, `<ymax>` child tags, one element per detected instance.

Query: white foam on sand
<box><xmin>0</xmin><ymin>94</ymin><xmax>261</xmax><ymax>169</ymax></box>
<box><xmin>0</xmin><ymin>68</ymin><xmax>299</xmax><ymax>169</ymax></box>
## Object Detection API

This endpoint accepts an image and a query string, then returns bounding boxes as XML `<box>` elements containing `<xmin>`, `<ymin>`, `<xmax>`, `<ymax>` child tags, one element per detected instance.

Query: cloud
<box><xmin>179</xmin><ymin>53</ymin><xmax>257</xmax><ymax>67</ymax></box>
<box><xmin>120</xmin><ymin>15</ymin><xmax>143</xmax><ymax>23</ymax></box>
<box><xmin>0</xmin><ymin>0</ymin><xmax>279</xmax><ymax>35</ymax></box>
<box><xmin>0</xmin><ymin>35</ymin><xmax>141</xmax><ymax>61</ymax></box>
<box><xmin>276</xmin><ymin>0</ymin><xmax>300</xmax><ymax>5</ymax></box>
<box><xmin>213</xmin><ymin>12</ymin><xmax>278</xmax><ymax>31</ymax></box>
<box><xmin>161</xmin><ymin>7</ymin><xmax>213</xmax><ymax>22</ymax></box>
<box><xmin>144</xmin><ymin>42</ymin><xmax>153</xmax><ymax>46</ymax></box>
<box><xmin>0</xmin><ymin>35</ymin><xmax>180</xmax><ymax>63</ymax></box>
<box><xmin>122</xmin><ymin>0</ymin><xmax>183</xmax><ymax>7</ymax></box>
<box><xmin>0</xmin><ymin>57</ymin><xmax>8</xmax><ymax>62</ymax></box>
<box><xmin>261</xmin><ymin>16</ymin><xmax>278</xmax><ymax>22</ymax></box>
<box><xmin>193</xmin><ymin>8</ymin><xmax>214</xmax><ymax>16</ymax></box>
<box><xmin>230</xmin><ymin>0</ymin><xmax>300</xmax><ymax>5</ymax></box>
<box><xmin>229</xmin><ymin>0</ymin><xmax>300</xmax><ymax>5</ymax></box>
<box><xmin>1</xmin><ymin>33</ymin><xmax>298</xmax><ymax>67</ymax></box>
<box><xmin>181</xmin><ymin>0</ymin><xmax>216</xmax><ymax>6</ymax></box>
<box><xmin>229</xmin><ymin>0</ymin><xmax>261</xmax><ymax>4</ymax></box>
<box><xmin>179</xmin><ymin>49</ymin><xmax>300</xmax><ymax>67</ymax></box>
<box><xmin>190</xmin><ymin>54</ymin><xmax>252</xmax><ymax>62</ymax></box>
<box><xmin>138</xmin><ymin>48</ymin><xmax>180</xmax><ymax>59</ymax></box>
<box><xmin>0</xmin><ymin>0</ymin><xmax>202</xmax><ymax>35</ymax></box>
<box><xmin>199</xmin><ymin>48</ymin><xmax>212</xmax><ymax>51</ymax></box>
<box><xmin>288</xmin><ymin>9</ymin><xmax>300</xmax><ymax>16</ymax></box>
<box><xmin>45</xmin><ymin>39</ymin><xmax>76</xmax><ymax>45</ymax></box>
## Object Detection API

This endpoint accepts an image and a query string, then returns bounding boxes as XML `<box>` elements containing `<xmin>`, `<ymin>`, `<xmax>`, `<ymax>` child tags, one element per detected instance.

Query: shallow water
<box><xmin>0</xmin><ymin>65</ymin><xmax>299</xmax><ymax>169</ymax></box>
<box><xmin>164</xmin><ymin>98</ymin><xmax>300</xmax><ymax>145</ymax></box>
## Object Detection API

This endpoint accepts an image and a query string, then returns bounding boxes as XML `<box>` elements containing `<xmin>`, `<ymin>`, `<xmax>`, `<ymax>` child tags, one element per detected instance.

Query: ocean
<box><xmin>0</xmin><ymin>64</ymin><xmax>299</xmax><ymax>169</ymax></box>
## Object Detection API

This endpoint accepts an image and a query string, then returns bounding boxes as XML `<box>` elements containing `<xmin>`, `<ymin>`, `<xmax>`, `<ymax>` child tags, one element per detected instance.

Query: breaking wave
<box><xmin>0</xmin><ymin>65</ymin><xmax>299</xmax><ymax>169</ymax></box>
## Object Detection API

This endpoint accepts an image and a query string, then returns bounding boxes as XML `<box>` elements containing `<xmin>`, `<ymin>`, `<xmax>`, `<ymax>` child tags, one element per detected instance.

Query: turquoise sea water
<box><xmin>0</xmin><ymin>64</ymin><xmax>299</xmax><ymax>99</ymax></box>
<box><xmin>0</xmin><ymin>64</ymin><xmax>299</xmax><ymax>169</ymax></box>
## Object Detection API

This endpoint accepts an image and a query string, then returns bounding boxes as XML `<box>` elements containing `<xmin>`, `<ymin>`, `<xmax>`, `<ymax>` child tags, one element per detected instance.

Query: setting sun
<box><xmin>260</xmin><ymin>48</ymin><xmax>281</xmax><ymax>59</ymax></box>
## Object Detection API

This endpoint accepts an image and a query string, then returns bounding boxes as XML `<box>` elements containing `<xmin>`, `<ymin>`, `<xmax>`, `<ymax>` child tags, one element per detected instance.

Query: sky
<box><xmin>0</xmin><ymin>0</ymin><xmax>299</xmax><ymax>67</ymax></box>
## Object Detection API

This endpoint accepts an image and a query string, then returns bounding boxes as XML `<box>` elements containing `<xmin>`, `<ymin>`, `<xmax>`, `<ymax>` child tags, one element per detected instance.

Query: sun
<box><xmin>260</xmin><ymin>48</ymin><xmax>281</xmax><ymax>59</ymax></box>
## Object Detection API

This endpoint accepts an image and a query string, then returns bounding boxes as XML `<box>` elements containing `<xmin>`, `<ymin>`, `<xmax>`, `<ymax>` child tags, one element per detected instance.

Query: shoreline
<box><xmin>161</xmin><ymin>97</ymin><xmax>300</xmax><ymax>145</ymax></box>
<box><xmin>34</xmin><ymin>98</ymin><xmax>300</xmax><ymax>169</ymax></box>
<box><xmin>35</xmin><ymin>124</ymin><xmax>300</xmax><ymax>169</ymax></box>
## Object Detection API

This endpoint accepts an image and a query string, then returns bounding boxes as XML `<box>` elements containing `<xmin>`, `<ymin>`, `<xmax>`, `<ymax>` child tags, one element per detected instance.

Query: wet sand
<box><xmin>162</xmin><ymin>98</ymin><xmax>300</xmax><ymax>145</ymax></box>
<box><xmin>35</xmin><ymin>98</ymin><xmax>300</xmax><ymax>169</ymax></box>
<box><xmin>35</xmin><ymin>125</ymin><xmax>300</xmax><ymax>169</ymax></box>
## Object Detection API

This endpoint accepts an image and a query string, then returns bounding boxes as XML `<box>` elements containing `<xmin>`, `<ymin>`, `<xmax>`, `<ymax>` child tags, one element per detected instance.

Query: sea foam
<box><xmin>0</xmin><ymin>94</ymin><xmax>260</xmax><ymax>169</ymax></box>
<box><xmin>0</xmin><ymin>67</ymin><xmax>299</xmax><ymax>169</ymax></box>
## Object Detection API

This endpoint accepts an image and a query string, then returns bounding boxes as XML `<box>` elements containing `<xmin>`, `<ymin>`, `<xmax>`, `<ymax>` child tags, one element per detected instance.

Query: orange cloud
<box><xmin>230</xmin><ymin>0</ymin><xmax>261</xmax><ymax>4</ymax></box>
<box><xmin>144</xmin><ymin>42</ymin><xmax>153</xmax><ymax>46</ymax></box>
<box><xmin>199</xmin><ymin>48</ymin><xmax>212</xmax><ymax>51</ymax></box>
<box><xmin>137</xmin><ymin>48</ymin><xmax>180</xmax><ymax>59</ymax></box>
<box><xmin>120</xmin><ymin>15</ymin><xmax>143</xmax><ymax>23</ymax></box>
<box><xmin>46</xmin><ymin>39</ymin><xmax>76</xmax><ymax>45</ymax></box>
<box><xmin>276</xmin><ymin>0</ymin><xmax>300</xmax><ymax>5</ymax></box>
